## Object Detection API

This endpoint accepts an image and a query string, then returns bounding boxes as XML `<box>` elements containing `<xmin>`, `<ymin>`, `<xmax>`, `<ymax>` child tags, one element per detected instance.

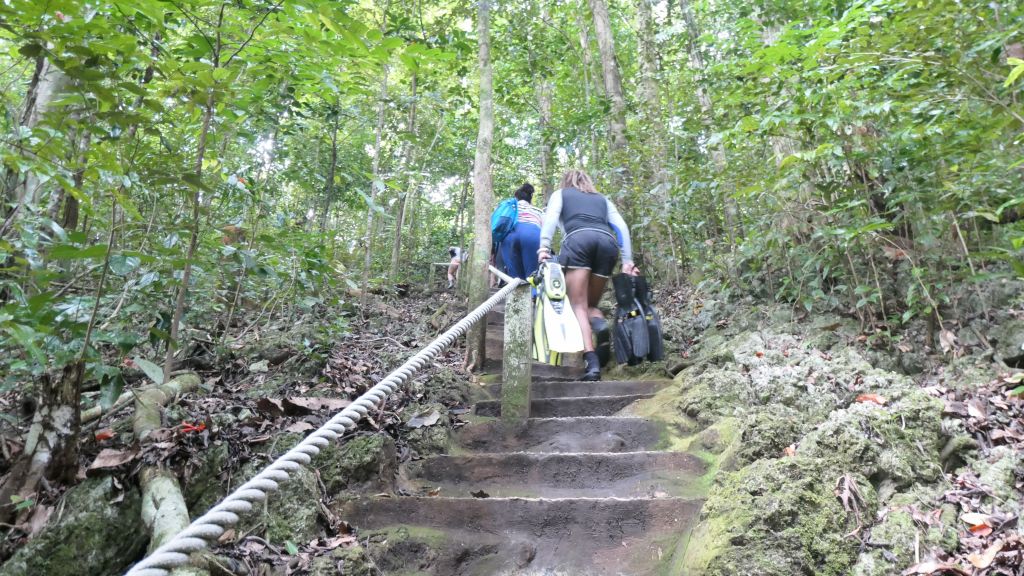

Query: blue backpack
<box><xmin>490</xmin><ymin>198</ymin><xmax>518</xmax><ymax>242</ymax></box>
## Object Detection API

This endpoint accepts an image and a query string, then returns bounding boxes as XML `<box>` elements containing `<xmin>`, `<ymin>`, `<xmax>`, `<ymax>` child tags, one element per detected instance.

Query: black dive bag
<box><xmin>612</xmin><ymin>274</ymin><xmax>649</xmax><ymax>365</ymax></box>
<box><xmin>633</xmin><ymin>275</ymin><xmax>664</xmax><ymax>361</ymax></box>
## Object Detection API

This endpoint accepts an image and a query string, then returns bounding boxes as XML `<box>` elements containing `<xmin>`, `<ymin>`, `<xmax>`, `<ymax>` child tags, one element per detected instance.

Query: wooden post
<box><xmin>502</xmin><ymin>284</ymin><xmax>532</xmax><ymax>423</ymax></box>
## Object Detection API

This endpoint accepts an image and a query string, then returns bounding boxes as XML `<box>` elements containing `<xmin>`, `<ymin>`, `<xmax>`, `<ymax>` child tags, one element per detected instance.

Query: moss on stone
<box><xmin>0</xmin><ymin>477</ymin><xmax>147</xmax><ymax>576</ymax></box>
<box><xmin>852</xmin><ymin>486</ymin><xmax>958</xmax><ymax>576</ymax></box>
<box><xmin>318</xmin><ymin>433</ymin><xmax>397</xmax><ymax>494</ymax></box>
<box><xmin>799</xmin><ymin>391</ymin><xmax>945</xmax><ymax>493</ymax></box>
<box><xmin>401</xmin><ymin>403</ymin><xmax>451</xmax><ymax>456</ymax></box>
<box><xmin>309</xmin><ymin>544</ymin><xmax>379</xmax><ymax>575</ymax></box>
<box><xmin>736</xmin><ymin>404</ymin><xmax>806</xmax><ymax>465</ymax></box>
<box><xmin>681</xmin><ymin>457</ymin><xmax>876</xmax><ymax>576</ymax></box>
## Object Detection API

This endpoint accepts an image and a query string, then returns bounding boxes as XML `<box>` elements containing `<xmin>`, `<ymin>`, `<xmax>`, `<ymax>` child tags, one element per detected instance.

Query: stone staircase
<box><xmin>338</xmin><ymin>299</ymin><xmax>704</xmax><ymax>575</ymax></box>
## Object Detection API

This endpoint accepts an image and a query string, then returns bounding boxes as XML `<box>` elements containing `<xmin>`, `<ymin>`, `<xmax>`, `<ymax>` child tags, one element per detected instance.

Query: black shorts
<box><xmin>558</xmin><ymin>229</ymin><xmax>619</xmax><ymax>277</ymax></box>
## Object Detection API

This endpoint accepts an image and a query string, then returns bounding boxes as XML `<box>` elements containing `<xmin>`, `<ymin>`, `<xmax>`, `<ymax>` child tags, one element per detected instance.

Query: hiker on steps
<box><xmin>447</xmin><ymin>246</ymin><xmax>463</xmax><ymax>289</ymax></box>
<box><xmin>538</xmin><ymin>169</ymin><xmax>638</xmax><ymax>382</ymax></box>
<box><xmin>491</xmin><ymin>183</ymin><xmax>545</xmax><ymax>280</ymax></box>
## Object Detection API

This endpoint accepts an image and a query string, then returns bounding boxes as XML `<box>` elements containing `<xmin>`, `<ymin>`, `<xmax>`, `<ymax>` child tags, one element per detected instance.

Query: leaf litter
<box><xmin>909</xmin><ymin>373</ymin><xmax>1024</xmax><ymax>575</ymax></box>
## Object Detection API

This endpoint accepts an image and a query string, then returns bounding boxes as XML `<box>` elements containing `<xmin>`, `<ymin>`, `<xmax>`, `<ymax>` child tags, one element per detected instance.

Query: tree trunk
<box><xmin>468</xmin><ymin>0</ymin><xmax>495</xmax><ymax>370</ymax></box>
<box><xmin>538</xmin><ymin>80</ymin><xmax>554</xmax><ymax>200</ymax></box>
<box><xmin>163</xmin><ymin>93</ymin><xmax>216</xmax><ymax>383</ymax></box>
<box><xmin>589</xmin><ymin>0</ymin><xmax>627</xmax><ymax>153</ymax></box>
<box><xmin>0</xmin><ymin>361</ymin><xmax>84</xmax><ymax>524</ymax></box>
<box><xmin>3</xmin><ymin>56</ymin><xmax>69</xmax><ymax>215</ymax></box>
<box><xmin>361</xmin><ymin>67</ymin><xmax>390</xmax><ymax>305</ymax></box>
<box><xmin>391</xmin><ymin>74</ymin><xmax>417</xmax><ymax>281</ymax></box>
<box><xmin>577</xmin><ymin>7</ymin><xmax>601</xmax><ymax>165</ymax></box>
<box><xmin>320</xmin><ymin>116</ymin><xmax>340</xmax><ymax>234</ymax></box>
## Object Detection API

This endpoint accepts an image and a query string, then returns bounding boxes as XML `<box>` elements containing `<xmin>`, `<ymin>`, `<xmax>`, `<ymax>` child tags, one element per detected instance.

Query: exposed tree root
<box><xmin>133</xmin><ymin>372</ymin><xmax>209</xmax><ymax>576</ymax></box>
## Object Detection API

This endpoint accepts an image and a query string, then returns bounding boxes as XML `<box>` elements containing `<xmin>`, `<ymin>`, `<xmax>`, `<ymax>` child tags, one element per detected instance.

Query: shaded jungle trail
<box><xmin>0</xmin><ymin>281</ymin><xmax>1021</xmax><ymax>576</ymax></box>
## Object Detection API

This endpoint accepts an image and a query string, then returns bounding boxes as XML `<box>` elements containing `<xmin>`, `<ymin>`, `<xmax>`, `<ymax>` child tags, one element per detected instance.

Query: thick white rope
<box><xmin>126</xmin><ymin>280</ymin><xmax>522</xmax><ymax>576</ymax></box>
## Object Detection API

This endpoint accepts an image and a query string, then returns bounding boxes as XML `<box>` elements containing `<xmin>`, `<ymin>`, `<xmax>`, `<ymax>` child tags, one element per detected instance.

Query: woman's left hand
<box><xmin>622</xmin><ymin>261</ymin><xmax>640</xmax><ymax>276</ymax></box>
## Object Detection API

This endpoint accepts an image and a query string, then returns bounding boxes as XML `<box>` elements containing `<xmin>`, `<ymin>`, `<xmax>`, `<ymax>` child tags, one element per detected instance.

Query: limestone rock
<box><xmin>992</xmin><ymin>319</ymin><xmax>1024</xmax><ymax>367</ymax></box>
<box><xmin>318</xmin><ymin>433</ymin><xmax>397</xmax><ymax>495</ymax></box>
<box><xmin>799</xmin><ymin>391</ymin><xmax>945</xmax><ymax>494</ymax></box>
<box><xmin>0</xmin><ymin>477</ymin><xmax>147</xmax><ymax>576</ymax></box>
<box><xmin>852</xmin><ymin>486</ymin><xmax>958</xmax><ymax>576</ymax></box>
<box><xmin>681</xmin><ymin>456</ymin><xmax>876</xmax><ymax>576</ymax></box>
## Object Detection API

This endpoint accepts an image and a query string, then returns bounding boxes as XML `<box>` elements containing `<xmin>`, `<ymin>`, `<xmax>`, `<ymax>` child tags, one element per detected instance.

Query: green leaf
<box><xmin>100</xmin><ymin>373</ymin><xmax>125</xmax><ymax>410</ymax></box>
<box><xmin>1010</xmin><ymin>385</ymin><xmax>1024</xmax><ymax>397</ymax></box>
<box><xmin>109</xmin><ymin>255</ymin><xmax>141</xmax><ymax>276</ymax></box>
<box><xmin>4</xmin><ymin>324</ymin><xmax>48</xmax><ymax>366</ymax></box>
<box><xmin>50</xmin><ymin>244</ymin><xmax>108</xmax><ymax>260</ymax></box>
<box><xmin>284</xmin><ymin>541</ymin><xmax>299</xmax><ymax>555</ymax></box>
<box><xmin>1005</xmin><ymin>61</ymin><xmax>1024</xmax><ymax>88</ymax></box>
<box><xmin>132</xmin><ymin>357</ymin><xmax>165</xmax><ymax>385</ymax></box>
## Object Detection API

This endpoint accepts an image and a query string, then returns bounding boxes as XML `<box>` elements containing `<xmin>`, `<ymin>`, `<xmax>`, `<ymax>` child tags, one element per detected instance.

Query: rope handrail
<box><xmin>126</xmin><ymin>279</ymin><xmax>523</xmax><ymax>576</ymax></box>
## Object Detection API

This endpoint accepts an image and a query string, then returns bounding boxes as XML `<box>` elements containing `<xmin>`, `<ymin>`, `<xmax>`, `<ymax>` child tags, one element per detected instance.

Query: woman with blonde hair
<box><xmin>538</xmin><ymin>169</ymin><xmax>638</xmax><ymax>381</ymax></box>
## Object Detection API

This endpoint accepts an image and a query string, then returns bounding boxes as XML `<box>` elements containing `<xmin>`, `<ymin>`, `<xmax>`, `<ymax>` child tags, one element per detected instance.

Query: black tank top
<box><xmin>561</xmin><ymin>187</ymin><xmax>611</xmax><ymax>235</ymax></box>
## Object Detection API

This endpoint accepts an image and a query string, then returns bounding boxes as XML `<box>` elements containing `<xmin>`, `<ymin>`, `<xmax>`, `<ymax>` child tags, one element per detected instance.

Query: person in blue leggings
<box><xmin>500</xmin><ymin>183</ymin><xmax>545</xmax><ymax>280</ymax></box>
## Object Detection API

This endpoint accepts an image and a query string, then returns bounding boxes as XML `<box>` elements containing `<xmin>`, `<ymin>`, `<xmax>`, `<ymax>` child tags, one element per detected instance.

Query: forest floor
<box><xmin>0</xmin><ymin>279</ymin><xmax>1021</xmax><ymax>575</ymax></box>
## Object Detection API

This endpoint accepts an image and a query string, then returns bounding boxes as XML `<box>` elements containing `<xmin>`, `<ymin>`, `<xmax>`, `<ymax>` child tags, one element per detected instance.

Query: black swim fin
<box><xmin>611</xmin><ymin>275</ymin><xmax>649</xmax><ymax>365</ymax></box>
<box><xmin>633</xmin><ymin>275</ymin><xmax>664</xmax><ymax>362</ymax></box>
<box><xmin>590</xmin><ymin>316</ymin><xmax>611</xmax><ymax>367</ymax></box>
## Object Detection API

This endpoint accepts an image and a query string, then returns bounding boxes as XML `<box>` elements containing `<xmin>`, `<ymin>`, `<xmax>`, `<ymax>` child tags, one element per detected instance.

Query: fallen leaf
<box><xmin>901</xmin><ymin>561</ymin><xmax>969</xmax><ymax>576</ymax></box>
<box><xmin>94</xmin><ymin>428</ymin><xmax>115</xmax><ymax>441</ymax></box>
<box><xmin>324</xmin><ymin>535</ymin><xmax>357</xmax><ymax>548</ymax></box>
<box><xmin>939</xmin><ymin>329</ymin><xmax>958</xmax><ymax>354</ymax></box>
<box><xmin>898</xmin><ymin>342</ymin><xmax>913</xmax><ymax>353</ymax></box>
<box><xmin>256</xmin><ymin>397</ymin><xmax>285</xmax><ymax>417</ymax></box>
<box><xmin>856</xmin><ymin>394</ymin><xmax>887</xmax><ymax>406</ymax></box>
<box><xmin>966</xmin><ymin>399</ymin><xmax>986</xmax><ymax>421</ymax></box>
<box><xmin>282</xmin><ymin>397</ymin><xmax>350</xmax><ymax>414</ymax></box>
<box><xmin>783</xmin><ymin>444</ymin><xmax>797</xmax><ymax>457</ymax></box>
<box><xmin>88</xmin><ymin>448</ymin><xmax>139</xmax><ymax>475</ymax></box>
<box><xmin>882</xmin><ymin>245</ymin><xmax>908</xmax><ymax>261</ymax></box>
<box><xmin>217</xmin><ymin>529</ymin><xmax>237</xmax><ymax>545</ymax></box>
<box><xmin>968</xmin><ymin>523</ymin><xmax>993</xmax><ymax>536</ymax></box>
<box><xmin>284</xmin><ymin>421</ymin><xmax>315</xmax><ymax>433</ymax></box>
<box><xmin>966</xmin><ymin>539</ymin><xmax>1003</xmax><ymax>569</ymax></box>
<box><xmin>249</xmin><ymin>359</ymin><xmax>270</xmax><ymax>373</ymax></box>
<box><xmin>407</xmin><ymin>409</ymin><xmax>441</xmax><ymax>428</ymax></box>
<box><xmin>27</xmin><ymin>505</ymin><xmax>51</xmax><ymax>536</ymax></box>
<box><xmin>960</xmin><ymin>512</ymin><xmax>991</xmax><ymax>526</ymax></box>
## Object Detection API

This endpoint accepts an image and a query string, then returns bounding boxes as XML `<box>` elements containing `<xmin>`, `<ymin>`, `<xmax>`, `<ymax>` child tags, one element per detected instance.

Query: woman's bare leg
<box><xmin>587</xmin><ymin>275</ymin><xmax>608</xmax><ymax>319</ymax></box>
<box><xmin>565</xmin><ymin>267</ymin><xmax>594</xmax><ymax>352</ymax></box>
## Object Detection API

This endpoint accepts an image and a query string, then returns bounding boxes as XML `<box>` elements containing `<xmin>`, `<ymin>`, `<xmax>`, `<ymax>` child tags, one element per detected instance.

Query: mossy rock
<box><xmin>798</xmin><ymin>391</ymin><xmax>945</xmax><ymax>493</ymax></box>
<box><xmin>974</xmin><ymin>445</ymin><xmax>1024</xmax><ymax>507</ymax></box>
<box><xmin>235</xmin><ymin>432</ymin><xmax>322</xmax><ymax>545</ymax></box>
<box><xmin>318</xmin><ymin>433</ymin><xmax>397</xmax><ymax>495</ymax></box>
<box><xmin>0</xmin><ymin>477</ymin><xmax>147</xmax><ymax>576</ymax></box>
<box><xmin>681</xmin><ymin>456</ymin><xmax>876</xmax><ymax>576</ymax></box>
<box><xmin>852</xmin><ymin>486</ymin><xmax>958</xmax><ymax>576</ymax></box>
<box><xmin>401</xmin><ymin>403</ymin><xmax>451</xmax><ymax>456</ymax></box>
<box><xmin>736</xmin><ymin>404</ymin><xmax>807</xmax><ymax>465</ymax></box>
<box><xmin>411</xmin><ymin>366</ymin><xmax>471</xmax><ymax>407</ymax></box>
<box><xmin>309</xmin><ymin>545</ymin><xmax>379</xmax><ymax>575</ymax></box>
<box><xmin>185</xmin><ymin>440</ymin><xmax>232</xmax><ymax>514</ymax></box>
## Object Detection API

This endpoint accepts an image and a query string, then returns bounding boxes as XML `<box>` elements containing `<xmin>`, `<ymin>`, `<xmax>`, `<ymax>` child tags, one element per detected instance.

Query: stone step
<box><xmin>475</xmin><ymin>394</ymin><xmax>654</xmax><ymax>418</ymax></box>
<box><xmin>337</xmin><ymin>496</ymin><xmax>702</xmax><ymax>575</ymax></box>
<box><xmin>481</xmin><ymin>359</ymin><xmax>584</xmax><ymax>381</ymax></box>
<box><xmin>485</xmin><ymin>380</ymin><xmax>664</xmax><ymax>399</ymax></box>
<box><xmin>454</xmin><ymin>417</ymin><xmax>665</xmax><ymax>453</ymax></box>
<box><xmin>407</xmin><ymin>451</ymin><xmax>704</xmax><ymax>499</ymax></box>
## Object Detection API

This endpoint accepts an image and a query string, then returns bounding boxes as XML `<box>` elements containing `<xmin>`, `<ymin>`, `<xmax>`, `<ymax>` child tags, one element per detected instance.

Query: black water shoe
<box><xmin>582</xmin><ymin>351</ymin><xmax>601</xmax><ymax>381</ymax></box>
